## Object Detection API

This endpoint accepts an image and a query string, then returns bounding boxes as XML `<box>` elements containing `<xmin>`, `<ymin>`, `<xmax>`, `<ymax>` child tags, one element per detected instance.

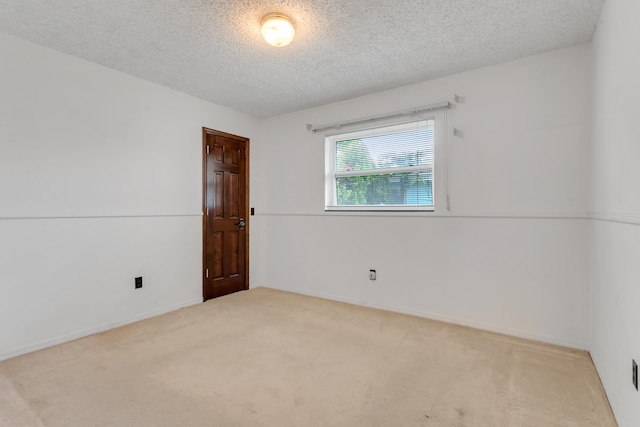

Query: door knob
<box><xmin>237</xmin><ymin>218</ymin><xmax>246</xmax><ymax>229</ymax></box>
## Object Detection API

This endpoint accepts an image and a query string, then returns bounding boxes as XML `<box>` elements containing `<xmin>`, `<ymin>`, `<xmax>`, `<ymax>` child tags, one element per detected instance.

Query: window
<box><xmin>325</xmin><ymin>119</ymin><xmax>436</xmax><ymax>211</ymax></box>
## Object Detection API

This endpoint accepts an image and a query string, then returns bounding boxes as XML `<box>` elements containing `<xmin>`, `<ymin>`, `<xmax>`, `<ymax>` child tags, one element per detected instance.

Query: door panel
<box><xmin>213</xmin><ymin>145</ymin><xmax>224</xmax><ymax>162</ymax></box>
<box><xmin>203</xmin><ymin>129</ymin><xmax>249</xmax><ymax>300</ymax></box>
<box><xmin>229</xmin><ymin>231</ymin><xmax>239</xmax><ymax>275</ymax></box>
<box><xmin>229</xmin><ymin>174</ymin><xmax>240</xmax><ymax>217</ymax></box>
<box><xmin>213</xmin><ymin>172</ymin><xmax>224</xmax><ymax>218</ymax></box>
<box><xmin>212</xmin><ymin>232</ymin><xmax>223</xmax><ymax>279</ymax></box>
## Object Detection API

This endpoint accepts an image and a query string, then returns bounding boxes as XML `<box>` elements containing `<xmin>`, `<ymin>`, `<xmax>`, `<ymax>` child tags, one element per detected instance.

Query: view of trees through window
<box><xmin>334</xmin><ymin>125</ymin><xmax>434</xmax><ymax>206</ymax></box>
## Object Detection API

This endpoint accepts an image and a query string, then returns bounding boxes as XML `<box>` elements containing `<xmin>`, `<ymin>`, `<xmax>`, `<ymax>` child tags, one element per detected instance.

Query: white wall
<box><xmin>0</xmin><ymin>23</ymin><xmax>598</xmax><ymax>373</ymax></box>
<box><xmin>590</xmin><ymin>0</ymin><xmax>640</xmax><ymax>425</ymax></box>
<box><xmin>3</xmin><ymin>19</ymin><xmax>628</xmax><ymax>422</ymax></box>
<box><xmin>255</xmin><ymin>44</ymin><xmax>592</xmax><ymax>349</ymax></box>
<box><xmin>0</xmin><ymin>32</ymin><xmax>258</xmax><ymax>360</ymax></box>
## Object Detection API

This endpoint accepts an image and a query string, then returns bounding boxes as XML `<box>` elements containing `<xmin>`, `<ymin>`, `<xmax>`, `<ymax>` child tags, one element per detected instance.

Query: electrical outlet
<box><xmin>135</xmin><ymin>276</ymin><xmax>143</xmax><ymax>289</ymax></box>
<box><xmin>633</xmin><ymin>359</ymin><xmax>638</xmax><ymax>391</ymax></box>
<box><xmin>369</xmin><ymin>269</ymin><xmax>376</xmax><ymax>281</ymax></box>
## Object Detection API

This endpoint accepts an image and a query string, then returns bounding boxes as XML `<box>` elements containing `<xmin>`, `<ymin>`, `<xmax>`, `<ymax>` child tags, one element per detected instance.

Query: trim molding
<box><xmin>0</xmin><ymin>214</ymin><xmax>202</xmax><ymax>221</ymax></box>
<box><xmin>255</xmin><ymin>211</ymin><xmax>588</xmax><ymax>220</ymax></box>
<box><xmin>0</xmin><ymin>298</ymin><xmax>203</xmax><ymax>362</ymax></box>
<box><xmin>259</xmin><ymin>285</ymin><xmax>588</xmax><ymax>351</ymax></box>
<box><xmin>590</xmin><ymin>213</ymin><xmax>640</xmax><ymax>226</ymax></box>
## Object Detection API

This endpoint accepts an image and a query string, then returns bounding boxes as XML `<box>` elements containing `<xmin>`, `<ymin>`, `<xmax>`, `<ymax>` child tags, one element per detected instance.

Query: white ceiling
<box><xmin>0</xmin><ymin>0</ymin><xmax>604</xmax><ymax>119</ymax></box>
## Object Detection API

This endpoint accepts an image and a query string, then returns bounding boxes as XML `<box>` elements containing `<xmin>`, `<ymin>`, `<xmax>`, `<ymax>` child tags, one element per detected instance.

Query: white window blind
<box><xmin>325</xmin><ymin>119</ymin><xmax>435</xmax><ymax>211</ymax></box>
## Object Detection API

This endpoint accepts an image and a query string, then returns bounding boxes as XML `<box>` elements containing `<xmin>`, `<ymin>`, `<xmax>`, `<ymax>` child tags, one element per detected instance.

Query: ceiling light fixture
<box><xmin>261</xmin><ymin>13</ymin><xmax>295</xmax><ymax>47</ymax></box>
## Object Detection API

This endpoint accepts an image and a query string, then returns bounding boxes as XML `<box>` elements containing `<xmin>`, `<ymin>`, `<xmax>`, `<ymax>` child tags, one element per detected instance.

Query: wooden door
<box><xmin>202</xmin><ymin>128</ymin><xmax>249</xmax><ymax>301</ymax></box>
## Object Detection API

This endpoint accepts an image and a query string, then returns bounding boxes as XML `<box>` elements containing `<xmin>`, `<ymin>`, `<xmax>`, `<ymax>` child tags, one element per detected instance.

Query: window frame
<box><xmin>324</xmin><ymin>113</ymin><xmax>445</xmax><ymax>213</ymax></box>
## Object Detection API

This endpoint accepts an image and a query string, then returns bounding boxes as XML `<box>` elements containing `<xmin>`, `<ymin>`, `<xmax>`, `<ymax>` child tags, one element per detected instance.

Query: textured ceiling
<box><xmin>0</xmin><ymin>0</ymin><xmax>604</xmax><ymax>118</ymax></box>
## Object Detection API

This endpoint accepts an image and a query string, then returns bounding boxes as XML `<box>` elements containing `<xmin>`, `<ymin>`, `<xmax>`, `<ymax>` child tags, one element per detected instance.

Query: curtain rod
<box><xmin>306</xmin><ymin>101</ymin><xmax>451</xmax><ymax>134</ymax></box>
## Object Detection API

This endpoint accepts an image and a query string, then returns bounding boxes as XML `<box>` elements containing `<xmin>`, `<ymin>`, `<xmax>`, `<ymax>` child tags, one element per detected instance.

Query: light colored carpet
<box><xmin>0</xmin><ymin>287</ymin><xmax>616</xmax><ymax>426</ymax></box>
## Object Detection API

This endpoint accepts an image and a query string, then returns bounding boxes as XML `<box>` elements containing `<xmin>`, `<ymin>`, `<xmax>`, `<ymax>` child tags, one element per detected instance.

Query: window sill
<box><xmin>325</xmin><ymin>206</ymin><xmax>435</xmax><ymax>213</ymax></box>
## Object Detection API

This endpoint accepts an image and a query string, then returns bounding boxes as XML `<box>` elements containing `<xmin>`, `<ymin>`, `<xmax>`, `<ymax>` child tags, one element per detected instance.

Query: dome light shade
<box><xmin>261</xmin><ymin>13</ymin><xmax>295</xmax><ymax>47</ymax></box>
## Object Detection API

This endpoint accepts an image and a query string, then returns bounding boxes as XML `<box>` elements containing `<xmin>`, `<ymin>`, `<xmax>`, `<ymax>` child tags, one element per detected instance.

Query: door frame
<box><xmin>202</xmin><ymin>127</ymin><xmax>250</xmax><ymax>300</ymax></box>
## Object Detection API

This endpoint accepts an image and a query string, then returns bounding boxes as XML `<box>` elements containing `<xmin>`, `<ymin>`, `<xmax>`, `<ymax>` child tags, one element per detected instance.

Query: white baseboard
<box><xmin>0</xmin><ymin>298</ymin><xmax>203</xmax><ymax>362</ymax></box>
<box><xmin>265</xmin><ymin>285</ymin><xmax>588</xmax><ymax>351</ymax></box>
